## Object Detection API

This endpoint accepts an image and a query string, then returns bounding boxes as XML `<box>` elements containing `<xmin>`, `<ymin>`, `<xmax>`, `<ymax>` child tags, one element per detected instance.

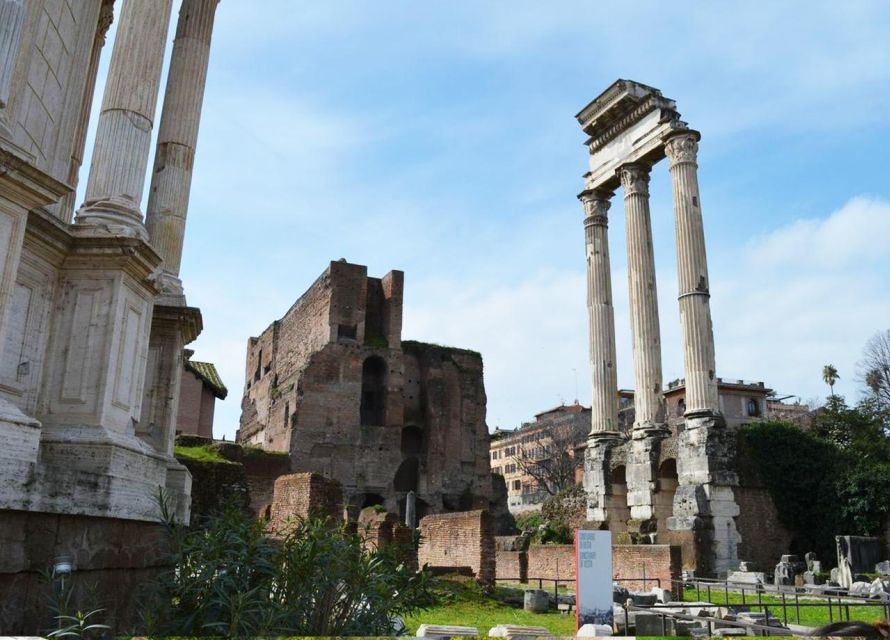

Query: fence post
<box><xmin>781</xmin><ymin>591</ymin><xmax>787</xmax><ymax>625</ymax></box>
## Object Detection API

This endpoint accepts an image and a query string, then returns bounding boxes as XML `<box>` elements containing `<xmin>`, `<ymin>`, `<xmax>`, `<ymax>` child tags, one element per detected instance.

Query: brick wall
<box><xmin>270</xmin><ymin>473</ymin><xmax>343</xmax><ymax>531</ymax></box>
<box><xmin>528</xmin><ymin>544</ymin><xmax>575</xmax><ymax>582</ymax></box>
<box><xmin>242</xmin><ymin>452</ymin><xmax>291</xmax><ymax>516</ymax></box>
<box><xmin>418</xmin><ymin>510</ymin><xmax>495</xmax><ymax>588</ymax></box>
<box><xmin>176</xmin><ymin>369</ymin><xmax>205</xmax><ymax>437</ymax></box>
<box><xmin>613</xmin><ymin>544</ymin><xmax>682</xmax><ymax>593</ymax></box>
<box><xmin>735</xmin><ymin>485</ymin><xmax>793</xmax><ymax>573</ymax></box>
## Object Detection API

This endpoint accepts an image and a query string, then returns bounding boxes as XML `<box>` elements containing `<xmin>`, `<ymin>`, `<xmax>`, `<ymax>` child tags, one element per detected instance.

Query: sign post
<box><xmin>575</xmin><ymin>529</ymin><xmax>613</xmax><ymax>631</ymax></box>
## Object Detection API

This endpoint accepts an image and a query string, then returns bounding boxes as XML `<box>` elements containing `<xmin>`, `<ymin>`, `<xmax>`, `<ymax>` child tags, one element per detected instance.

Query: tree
<box><xmin>512</xmin><ymin>416</ymin><xmax>587</xmax><ymax>496</ymax></box>
<box><xmin>822</xmin><ymin>364</ymin><xmax>840</xmax><ymax>396</ymax></box>
<box><xmin>860</xmin><ymin>330</ymin><xmax>890</xmax><ymax>409</ymax></box>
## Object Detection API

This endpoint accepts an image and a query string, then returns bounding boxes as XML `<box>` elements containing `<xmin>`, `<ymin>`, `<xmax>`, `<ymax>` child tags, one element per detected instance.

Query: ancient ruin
<box><xmin>238</xmin><ymin>259</ymin><xmax>504</xmax><ymax>524</ymax></box>
<box><xmin>0</xmin><ymin>0</ymin><xmax>219</xmax><ymax>630</ymax></box>
<box><xmin>577</xmin><ymin>80</ymin><xmax>741</xmax><ymax>575</ymax></box>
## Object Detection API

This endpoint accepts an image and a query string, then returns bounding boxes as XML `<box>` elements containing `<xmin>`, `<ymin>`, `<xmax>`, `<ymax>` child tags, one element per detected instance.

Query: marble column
<box><xmin>75</xmin><ymin>0</ymin><xmax>174</xmax><ymax>238</ymax></box>
<box><xmin>146</xmin><ymin>0</ymin><xmax>219</xmax><ymax>297</ymax></box>
<box><xmin>664</xmin><ymin>130</ymin><xmax>720</xmax><ymax>417</ymax></box>
<box><xmin>0</xmin><ymin>0</ymin><xmax>25</xmax><ymax>110</ymax></box>
<box><xmin>618</xmin><ymin>163</ymin><xmax>666</xmax><ymax>433</ymax></box>
<box><xmin>580</xmin><ymin>188</ymin><xmax>620</xmax><ymax>436</ymax></box>
<box><xmin>60</xmin><ymin>0</ymin><xmax>114</xmax><ymax>222</ymax></box>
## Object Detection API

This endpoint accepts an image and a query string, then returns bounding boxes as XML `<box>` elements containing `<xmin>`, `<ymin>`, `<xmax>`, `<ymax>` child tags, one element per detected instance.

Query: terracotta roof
<box><xmin>185</xmin><ymin>360</ymin><xmax>228</xmax><ymax>399</ymax></box>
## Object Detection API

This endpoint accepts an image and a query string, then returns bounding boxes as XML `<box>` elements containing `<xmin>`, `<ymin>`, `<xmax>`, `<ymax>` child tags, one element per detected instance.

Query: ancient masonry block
<box><xmin>418</xmin><ymin>510</ymin><xmax>495</xmax><ymax>588</ymax></box>
<box><xmin>270</xmin><ymin>472</ymin><xmax>344</xmax><ymax>531</ymax></box>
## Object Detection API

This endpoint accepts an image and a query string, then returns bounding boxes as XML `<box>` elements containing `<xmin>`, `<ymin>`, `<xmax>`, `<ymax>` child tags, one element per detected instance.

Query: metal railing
<box><xmin>496</xmin><ymin>575</ymin><xmax>662</xmax><ymax>600</ymax></box>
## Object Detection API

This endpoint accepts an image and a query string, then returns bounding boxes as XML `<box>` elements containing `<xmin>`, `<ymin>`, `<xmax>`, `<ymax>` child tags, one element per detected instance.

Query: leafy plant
<box><xmin>47</xmin><ymin>609</ymin><xmax>109</xmax><ymax>639</ymax></box>
<box><xmin>142</xmin><ymin>500</ymin><xmax>435</xmax><ymax>636</ymax></box>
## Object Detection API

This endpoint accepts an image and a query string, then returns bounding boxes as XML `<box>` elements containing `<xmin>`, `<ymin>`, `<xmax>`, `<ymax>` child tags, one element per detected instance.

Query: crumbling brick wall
<box><xmin>418</xmin><ymin>510</ymin><xmax>495</xmax><ymax>587</ymax></box>
<box><xmin>270</xmin><ymin>473</ymin><xmax>343</xmax><ymax>531</ymax></box>
<box><xmin>495</xmin><ymin>535</ymin><xmax>528</xmax><ymax>581</ymax></box>
<box><xmin>528</xmin><ymin>544</ymin><xmax>575</xmax><ymax>582</ymax></box>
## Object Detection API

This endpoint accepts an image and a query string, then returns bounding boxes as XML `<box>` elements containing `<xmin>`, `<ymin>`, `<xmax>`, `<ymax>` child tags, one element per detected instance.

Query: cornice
<box><xmin>0</xmin><ymin>140</ymin><xmax>71</xmax><ymax>210</ymax></box>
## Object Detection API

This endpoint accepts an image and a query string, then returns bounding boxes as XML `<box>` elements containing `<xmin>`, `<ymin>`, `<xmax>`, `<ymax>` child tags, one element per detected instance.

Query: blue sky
<box><xmin>81</xmin><ymin>2</ymin><xmax>890</xmax><ymax>438</ymax></box>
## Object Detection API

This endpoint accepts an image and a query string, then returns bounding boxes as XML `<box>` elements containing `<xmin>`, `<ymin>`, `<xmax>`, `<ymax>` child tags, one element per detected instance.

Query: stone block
<box><xmin>836</xmin><ymin>535</ymin><xmax>883</xmax><ymax>588</ymax></box>
<box><xmin>576</xmin><ymin>623</ymin><xmax>613</xmax><ymax>636</ymax></box>
<box><xmin>523</xmin><ymin>589</ymin><xmax>549</xmax><ymax>613</ymax></box>
<box><xmin>876</xmin><ymin>560</ymin><xmax>890</xmax><ymax>576</ymax></box>
<box><xmin>488</xmin><ymin>624</ymin><xmax>552</xmax><ymax>639</ymax></box>
<box><xmin>417</xmin><ymin>624</ymin><xmax>480</xmax><ymax>638</ymax></box>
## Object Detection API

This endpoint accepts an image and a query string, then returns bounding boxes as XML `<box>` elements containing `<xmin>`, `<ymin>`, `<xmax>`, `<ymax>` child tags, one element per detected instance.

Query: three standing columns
<box><xmin>580</xmin><ymin>188</ymin><xmax>620</xmax><ymax>437</ymax></box>
<box><xmin>664</xmin><ymin>131</ymin><xmax>720</xmax><ymax>418</ymax></box>
<box><xmin>76</xmin><ymin>0</ymin><xmax>174</xmax><ymax>237</ymax></box>
<box><xmin>618</xmin><ymin>164</ymin><xmax>666</xmax><ymax>434</ymax></box>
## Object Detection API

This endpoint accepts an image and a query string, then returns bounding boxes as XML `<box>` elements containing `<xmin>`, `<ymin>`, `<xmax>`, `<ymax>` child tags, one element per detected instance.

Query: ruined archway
<box><xmin>654</xmin><ymin>458</ymin><xmax>678</xmax><ymax>540</ymax></box>
<box><xmin>360</xmin><ymin>356</ymin><xmax>386</xmax><ymax>426</ymax></box>
<box><xmin>400</xmin><ymin>426</ymin><xmax>422</xmax><ymax>457</ymax></box>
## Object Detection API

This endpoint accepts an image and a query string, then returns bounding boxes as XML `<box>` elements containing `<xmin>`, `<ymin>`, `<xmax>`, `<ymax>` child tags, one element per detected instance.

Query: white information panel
<box><xmin>575</xmin><ymin>529</ymin><xmax>613</xmax><ymax>630</ymax></box>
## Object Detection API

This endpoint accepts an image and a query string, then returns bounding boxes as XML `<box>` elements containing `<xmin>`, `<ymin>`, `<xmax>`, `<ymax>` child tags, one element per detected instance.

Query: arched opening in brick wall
<box><xmin>400</xmin><ymin>426</ymin><xmax>422</xmax><ymax>456</ymax></box>
<box><xmin>605</xmin><ymin>464</ymin><xmax>631</xmax><ymax>533</ymax></box>
<box><xmin>360</xmin><ymin>356</ymin><xmax>387</xmax><ymax>426</ymax></box>
<box><xmin>654</xmin><ymin>458</ymin><xmax>679</xmax><ymax>540</ymax></box>
<box><xmin>393</xmin><ymin>457</ymin><xmax>419</xmax><ymax>492</ymax></box>
<box><xmin>360</xmin><ymin>492</ymin><xmax>386</xmax><ymax>509</ymax></box>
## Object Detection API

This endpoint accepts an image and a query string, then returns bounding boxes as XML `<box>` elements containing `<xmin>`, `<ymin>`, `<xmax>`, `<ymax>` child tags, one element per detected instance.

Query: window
<box><xmin>512</xmin><ymin>480</ymin><xmax>521</xmax><ymax>491</ymax></box>
<box><xmin>254</xmin><ymin>348</ymin><xmax>262</xmax><ymax>382</ymax></box>
<box><xmin>360</xmin><ymin>356</ymin><xmax>387</xmax><ymax>425</ymax></box>
<box><xmin>338</xmin><ymin>324</ymin><xmax>357</xmax><ymax>340</ymax></box>
<box><xmin>746</xmin><ymin>398</ymin><xmax>761</xmax><ymax>417</ymax></box>
<box><xmin>284</xmin><ymin>402</ymin><xmax>290</xmax><ymax>429</ymax></box>
<box><xmin>491</xmin><ymin>451</ymin><xmax>497</xmax><ymax>460</ymax></box>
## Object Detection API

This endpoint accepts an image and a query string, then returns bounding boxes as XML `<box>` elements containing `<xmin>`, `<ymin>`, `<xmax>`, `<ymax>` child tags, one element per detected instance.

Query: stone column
<box><xmin>618</xmin><ymin>163</ymin><xmax>666</xmax><ymax>433</ymax></box>
<box><xmin>146</xmin><ymin>0</ymin><xmax>219</xmax><ymax>297</ymax></box>
<box><xmin>580</xmin><ymin>188</ymin><xmax>623</xmax><ymax>524</ymax></box>
<box><xmin>580</xmin><ymin>188</ymin><xmax>620</xmax><ymax>436</ymax></box>
<box><xmin>664</xmin><ymin>130</ymin><xmax>720</xmax><ymax>418</ymax></box>
<box><xmin>75</xmin><ymin>0</ymin><xmax>174</xmax><ymax>239</ymax></box>
<box><xmin>59</xmin><ymin>0</ymin><xmax>115</xmax><ymax>222</ymax></box>
<box><xmin>0</xmin><ymin>0</ymin><xmax>25</xmax><ymax>110</ymax></box>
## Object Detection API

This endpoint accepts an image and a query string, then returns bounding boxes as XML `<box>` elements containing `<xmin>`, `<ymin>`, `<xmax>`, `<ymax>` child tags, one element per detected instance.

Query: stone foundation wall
<box><xmin>270</xmin><ymin>473</ymin><xmax>344</xmax><ymax>531</ymax></box>
<box><xmin>242</xmin><ymin>451</ymin><xmax>291</xmax><ymax>516</ymax></box>
<box><xmin>0</xmin><ymin>510</ymin><xmax>171</xmax><ymax>635</ymax></box>
<box><xmin>418</xmin><ymin>510</ymin><xmax>495</xmax><ymax>587</ymax></box>
<box><xmin>613</xmin><ymin>544</ymin><xmax>681</xmax><ymax>593</ymax></box>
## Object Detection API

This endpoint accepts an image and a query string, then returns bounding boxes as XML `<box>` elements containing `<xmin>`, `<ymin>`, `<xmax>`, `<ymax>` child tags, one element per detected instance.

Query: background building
<box><xmin>176</xmin><ymin>350</ymin><xmax>227</xmax><ymax>439</ymax></box>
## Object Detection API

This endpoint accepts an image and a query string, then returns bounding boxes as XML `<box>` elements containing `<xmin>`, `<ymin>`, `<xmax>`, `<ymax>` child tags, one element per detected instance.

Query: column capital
<box><xmin>617</xmin><ymin>163</ymin><xmax>651</xmax><ymax>197</ymax></box>
<box><xmin>664</xmin><ymin>130</ymin><xmax>701</xmax><ymax>168</ymax></box>
<box><xmin>579</xmin><ymin>187</ymin><xmax>614</xmax><ymax>227</ymax></box>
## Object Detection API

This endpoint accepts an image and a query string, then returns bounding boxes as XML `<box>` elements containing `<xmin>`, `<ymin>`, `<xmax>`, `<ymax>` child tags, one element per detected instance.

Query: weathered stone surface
<box><xmin>876</xmin><ymin>560</ymin><xmax>890</xmax><ymax>576</ymax></box>
<box><xmin>418</xmin><ymin>510</ymin><xmax>495</xmax><ymax>589</ymax></box>
<box><xmin>523</xmin><ymin>589</ymin><xmax>549</xmax><ymax>613</ymax></box>
<box><xmin>417</xmin><ymin>624</ymin><xmax>480</xmax><ymax>638</ymax></box>
<box><xmin>836</xmin><ymin>535</ymin><xmax>883</xmax><ymax>588</ymax></box>
<box><xmin>488</xmin><ymin>624</ymin><xmax>553</xmax><ymax>638</ymax></box>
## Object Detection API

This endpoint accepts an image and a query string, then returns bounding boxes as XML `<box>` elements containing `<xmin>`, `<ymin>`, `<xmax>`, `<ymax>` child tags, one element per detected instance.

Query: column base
<box><xmin>74</xmin><ymin>199</ymin><xmax>149</xmax><ymax>241</ymax></box>
<box><xmin>0</xmin><ymin>399</ymin><xmax>41</xmax><ymax>510</ymax></box>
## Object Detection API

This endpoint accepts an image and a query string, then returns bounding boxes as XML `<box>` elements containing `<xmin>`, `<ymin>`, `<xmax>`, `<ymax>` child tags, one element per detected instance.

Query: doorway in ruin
<box><xmin>605</xmin><ymin>465</ymin><xmax>631</xmax><ymax>533</ymax></box>
<box><xmin>393</xmin><ymin>457</ymin><xmax>419</xmax><ymax>493</ymax></box>
<box><xmin>654</xmin><ymin>458</ymin><xmax>678</xmax><ymax>540</ymax></box>
<box><xmin>360</xmin><ymin>356</ymin><xmax>386</xmax><ymax>425</ymax></box>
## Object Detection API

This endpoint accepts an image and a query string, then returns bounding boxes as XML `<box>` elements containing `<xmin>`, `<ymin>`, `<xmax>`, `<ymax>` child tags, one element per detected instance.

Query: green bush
<box><xmin>142</xmin><ymin>501</ymin><xmax>434</xmax><ymax>636</ymax></box>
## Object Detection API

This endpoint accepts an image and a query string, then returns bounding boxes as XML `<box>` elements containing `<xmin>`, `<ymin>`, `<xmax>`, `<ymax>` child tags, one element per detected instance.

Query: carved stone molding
<box><xmin>665</xmin><ymin>131</ymin><xmax>700</xmax><ymax>168</ymax></box>
<box><xmin>618</xmin><ymin>163</ymin><xmax>651</xmax><ymax>197</ymax></box>
<box><xmin>579</xmin><ymin>188</ymin><xmax>614</xmax><ymax>227</ymax></box>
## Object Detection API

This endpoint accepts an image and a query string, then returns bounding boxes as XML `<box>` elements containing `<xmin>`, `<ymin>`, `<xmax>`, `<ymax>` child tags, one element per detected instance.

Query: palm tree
<box><xmin>822</xmin><ymin>364</ymin><xmax>840</xmax><ymax>396</ymax></box>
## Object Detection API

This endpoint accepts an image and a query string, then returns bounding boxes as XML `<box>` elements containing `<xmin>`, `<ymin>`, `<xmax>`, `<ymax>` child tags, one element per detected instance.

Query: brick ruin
<box><xmin>238</xmin><ymin>260</ymin><xmax>505</xmax><ymax>525</ymax></box>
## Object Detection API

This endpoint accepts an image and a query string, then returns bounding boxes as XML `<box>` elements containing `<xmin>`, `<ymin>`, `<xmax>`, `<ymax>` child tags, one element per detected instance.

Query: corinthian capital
<box><xmin>664</xmin><ymin>131</ymin><xmax>701</xmax><ymax>168</ymax></box>
<box><xmin>579</xmin><ymin>188</ymin><xmax>614</xmax><ymax>227</ymax></box>
<box><xmin>618</xmin><ymin>163</ymin><xmax>651</xmax><ymax>197</ymax></box>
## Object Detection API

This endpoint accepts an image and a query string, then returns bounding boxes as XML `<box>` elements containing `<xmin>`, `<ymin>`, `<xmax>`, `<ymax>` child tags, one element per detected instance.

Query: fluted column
<box><xmin>146</xmin><ymin>0</ymin><xmax>219</xmax><ymax>296</ymax></box>
<box><xmin>59</xmin><ymin>0</ymin><xmax>114</xmax><ymax>222</ymax></box>
<box><xmin>76</xmin><ymin>0</ymin><xmax>174</xmax><ymax>238</ymax></box>
<box><xmin>664</xmin><ymin>130</ymin><xmax>720</xmax><ymax>416</ymax></box>
<box><xmin>580</xmin><ymin>188</ymin><xmax>620</xmax><ymax>436</ymax></box>
<box><xmin>0</xmin><ymin>0</ymin><xmax>25</xmax><ymax>110</ymax></box>
<box><xmin>618</xmin><ymin>163</ymin><xmax>666</xmax><ymax>433</ymax></box>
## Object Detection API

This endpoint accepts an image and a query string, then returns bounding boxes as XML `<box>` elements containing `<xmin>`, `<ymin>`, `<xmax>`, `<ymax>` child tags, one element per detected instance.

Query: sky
<box><xmin>79</xmin><ymin>1</ymin><xmax>890</xmax><ymax>439</ymax></box>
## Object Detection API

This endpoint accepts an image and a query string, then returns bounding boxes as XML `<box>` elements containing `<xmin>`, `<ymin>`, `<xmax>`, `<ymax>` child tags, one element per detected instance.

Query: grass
<box><xmin>173</xmin><ymin>445</ymin><xmax>237</xmax><ymax>464</ymax></box>
<box><xmin>682</xmin><ymin>586</ymin><xmax>888</xmax><ymax>628</ymax></box>
<box><xmin>403</xmin><ymin>576</ymin><xmax>577</xmax><ymax>636</ymax></box>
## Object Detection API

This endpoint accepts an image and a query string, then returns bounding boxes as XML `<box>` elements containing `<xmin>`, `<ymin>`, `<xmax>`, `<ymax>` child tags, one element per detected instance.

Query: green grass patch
<box><xmin>241</xmin><ymin>445</ymin><xmax>289</xmax><ymax>460</ymax></box>
<box><xmin>683</xmin><ymin>586</ymin><xmax>887</xmax><ymax>628</ymax></box>
<box><xmin>403</xmin><ymin>576</ymin><xmax>577</xmax><ymax>636</ymax></box>
<box><xmin>174</xmin><ymin>445</ymin><xmax>237</xmax><ymax>464</ymax></box>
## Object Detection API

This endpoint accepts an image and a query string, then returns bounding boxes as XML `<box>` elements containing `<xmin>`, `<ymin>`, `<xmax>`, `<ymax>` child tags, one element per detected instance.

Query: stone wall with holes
<box><xmin>418</xmin><ymin>510</ymin><xmax>495</xmax><ymax>588</ymax></box>
<box><xmin>237</xmin><ymin>260</ymin><xmax>500</xmax><ymax>526</ymax></box>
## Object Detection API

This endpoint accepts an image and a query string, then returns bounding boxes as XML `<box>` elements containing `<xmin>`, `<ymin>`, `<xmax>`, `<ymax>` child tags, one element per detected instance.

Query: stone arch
<box><xmin>654</xmin><ymin>458</ymin><xmax>679</xmax><ymax>540</ymax></box>
<box><xmin>360</xmin><ymin>356</ymin><xmax>386</xmax><ymax>425</ymax></box>
<box><xmin>605</xmin><ymin>464</ymin><xmax>631</xmax><ymax>534</ymax></box>
<box><xmin>393</xmin><ymin>458</ymin><xmax>419</xmax><ymax>492</ymax></box>
<box><xmin>400</xmin><ymin>425</ymin><xmax>423</xmax><ymax>456</ymax></box>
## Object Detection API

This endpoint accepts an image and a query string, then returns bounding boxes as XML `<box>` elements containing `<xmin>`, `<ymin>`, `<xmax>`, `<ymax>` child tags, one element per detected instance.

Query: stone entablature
<box><xmin>238</xmin><ymin>260</ymin><xmax>495</xmax><ymax>522</ymax></box>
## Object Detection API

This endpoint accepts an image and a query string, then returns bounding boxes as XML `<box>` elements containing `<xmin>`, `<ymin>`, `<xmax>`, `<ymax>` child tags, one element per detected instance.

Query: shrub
<box><xmin>142</xmin><ymin>501</ymin><xmax>434</xmax><ymax>636</ymax></box>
